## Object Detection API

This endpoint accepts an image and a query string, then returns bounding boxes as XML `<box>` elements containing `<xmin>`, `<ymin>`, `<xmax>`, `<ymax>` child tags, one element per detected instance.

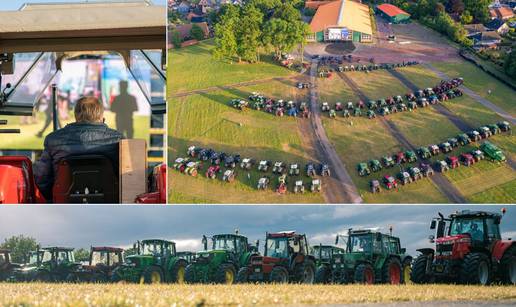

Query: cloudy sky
<box><xmin>1</xmin><ymin>205</ymin><xmax>514</xmax><ymax>255</ymax></box>
<box><xmin>0</xmin><ymin>0</ymin><xmax>166</xmax><ymax>11</ymax></box>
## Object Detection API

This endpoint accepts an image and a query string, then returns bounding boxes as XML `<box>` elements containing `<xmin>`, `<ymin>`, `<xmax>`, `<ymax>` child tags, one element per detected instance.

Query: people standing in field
<box><xmin>110</xmin><ymin>80</ymin><xmax>138</xmax><ymax>139</ymax></box>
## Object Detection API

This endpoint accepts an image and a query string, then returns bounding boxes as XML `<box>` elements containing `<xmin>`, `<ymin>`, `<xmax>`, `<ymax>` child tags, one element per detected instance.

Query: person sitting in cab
<box><xmin>33</xmin><ymin>96</ymin><xmax>123</xmax><ymax>201</ymax></box>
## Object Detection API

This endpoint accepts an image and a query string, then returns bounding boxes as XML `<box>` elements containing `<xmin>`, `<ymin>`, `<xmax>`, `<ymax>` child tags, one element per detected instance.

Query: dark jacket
<box><xmin>33</xmin><ymin>122</ymin><xmax>123</xmax><ymax>201</ymax></box>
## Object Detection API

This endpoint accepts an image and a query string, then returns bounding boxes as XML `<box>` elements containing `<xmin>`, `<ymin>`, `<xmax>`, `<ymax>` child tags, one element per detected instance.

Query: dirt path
<box><xmin>424</xmin><ymin>63</ymin><xmax>516</xmax><ymax>125</ymax></box>
<box><xmin>301</xmin><ymin>60</ymin><xmax>362</xmax><ymax>203</ymax></box>
<box><xmin>337</xmin><ymin>72</ymin><xmax>467</xmax><ymax>203</ymax></box>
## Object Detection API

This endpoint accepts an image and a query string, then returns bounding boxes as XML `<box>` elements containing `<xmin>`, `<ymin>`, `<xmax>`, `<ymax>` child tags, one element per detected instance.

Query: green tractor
<box><xmin>357</xmin><ymin>162</ymin><xmax>371</xmax><ymax>176</ymax></box>
<box><xmin>185</xmin><ymin>232</ymin><xmax>259</xmax><ymax>284</ymax></box>
<box><xmin>405</xmin><ymin>150</ymin><xmax>417</xmax><ymax>163</ymax></box>
<box><xmin>369</xmin><ymin>159</ymin><xmax>382</xmax><ymax>172</ymax></box>
<box><xmin>177</xmin><ymin>251</ymin><xmax>197</xmax><ymax>263</ymax></box>
<box><xmin>0</xmin><ymin>249</ymin><xmax>20</xmax><ymax>281</ymax></box>
<box><xmin>32</xmin><ymin>247</ymin><xmax>81</xmax><ymax>282</ymax></box>
<box><xmin>8</xmin><ymin>250</ymin><xmax>44</xmax><ymax>282</ymax></box>
<box><xmin>313</xmin><ymin>243</ymin><xmax>345</xmax><ymax>283</ymax></box>
<box><xmin>480</xmin><ymin>142</ymin><xmax>506</xmax><ymax>162</ymax></box>
<box><xmin>111</xmin><ymin>239</ymin><xmax>188</xmax><ymax>284</ymax></box>
<box><xmin>326</xmin><ymin>229</ymin><xmax>412</xmax><ymax>285</ymax></box>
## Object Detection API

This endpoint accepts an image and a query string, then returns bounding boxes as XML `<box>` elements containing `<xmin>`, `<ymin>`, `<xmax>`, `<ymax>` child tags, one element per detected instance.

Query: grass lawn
<box><xmin>469</xmin><ymin>179</ymin><xmax>516</xmax><ymax>203</ymax></box>
<box><xmin>346</xmin><ymin>70</ymin><xmax>409</xmax><ymax>100</ymax></box>
<box><xmin>318</xmin><ymin>75</ymin><xmax>356</xmax><ymax>103</ymax></box>
<box><xmin>169</xmin><ymin>86</ymin><xmax>323</xmax><ymax>203</ymax></box>
<box><xmin>431</xmin><ymin>60</ymin><xmax>516</xmax><ymax>116</ymax></box>
<box><xmin>0</xmin><ymin>112</ymin><xmax>150</xmax><ymax>150</ymax></box>
<box><xmin>168</xmin><ymin>40</ymin><xmax>294</xmax><ymax>95</ymax></box>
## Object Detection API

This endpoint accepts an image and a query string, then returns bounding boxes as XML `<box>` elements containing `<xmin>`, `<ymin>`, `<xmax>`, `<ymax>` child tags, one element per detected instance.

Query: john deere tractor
<box><xmin>33</xmin><ymin>247</ymin><xmax>81</xmax><ymax>282</ymax></box>
<box><xmin>0</xmin><ymin>249</ymin><xmax>20</xmax><ymax>281</ymax></box>
<box><xmin>111</xmin><ymin>239</ymin><xmax>187</xmax><ymax>284</ymax></box>
<box><xmin>9</xmin><ymin>249</ymin><xmax>44</xmax><ymax>282</ymax></box>
<box><xmin>313</xmin><ymin>243</ymin><xmax>345</xmax><ymax>283</ymax></box>
<box><xmin>185</xmin><ymin>232</ymin><xmax>258</xmax><ymax>284</ymax></box>
<box><xmin>411</xmin><ymin>209</ymin><xmax>515</xmax><ymax>285</ymax></box>
<box><xmin>69</xmin><ymin>247</ymin><xmax>124</xmax><ymax>283</ymax></box>
<box><xmin>325</xmin><ymin>229</ymin><xmax>412</xmax><ymax>285</ymax></box>
<box><xmin>238</xmin><ymin>231</ymin><xmax>316</xmax><ymax>284</ymax></box>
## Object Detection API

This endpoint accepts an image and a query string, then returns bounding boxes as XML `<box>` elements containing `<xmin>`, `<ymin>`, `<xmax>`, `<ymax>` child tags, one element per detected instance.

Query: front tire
<box><xmin>315</xmin><ymin>265</ymin><xmax>331</xmax><ymax>284</ymax></box>
<box><xmin>410</xmin><ymin>254</ymin><xmax>431</xmax><ymax>284</ymax></box>
<box><xmin>142</xmin><ymin>266</ymin><xmax>163</xmax><ymax>284</ymax></box>
<box><xmin>354</xmin><ymin>263</ymin><xmax>374</xmax><ymax>284</ymax></box>
<box><xmin>236</xmin><ymin>267</ymin><xmax>250</xmax><ymax>283</ymax></box>
<box><xmin>184</xmin><ymin>264</ymin><xmax>196</xmax><ymax>284</ymax></box>
<box><xmin>460</xmin><ymin>252</ymin><xmax>490</xmax><ymax>285</ymax></box>
<box><xmin>215</xmin><ymin>264</ymin><xmax>235</xmax><ymax>284</ymax></box>
<box><xmin>500</xmin><ymin>245</ymin><xmax>516</xmax><ymax>285</ymax></box>
<box><xmin>382</xmin><ymin>258</ymin><xmax>401</xmax><ymax>285</ymax></box>
<box><xmin>171</xmin><ymin>261</ymin><xmax>187</xmax><ymax>284</ymax></box>
<box><xmin>401</xmin><ymin>258</ymin><xmax>412</xmax><ymax>284</ymax></box>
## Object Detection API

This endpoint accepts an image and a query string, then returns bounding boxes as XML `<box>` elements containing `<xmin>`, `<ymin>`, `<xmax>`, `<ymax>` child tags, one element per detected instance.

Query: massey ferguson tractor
<box><xmin>185</xmin><ymin>232</ymin><xmax>258</xmax><ymax>284</ymax></box>
<box><xmin>68</xmin><ymin>247</ymin><xmax>124</xmax><ymax>283</ymax></box>
<box><xmin>111</xmin><ymin>239</ymin><xmax>187</xmax><ymax>284</ymax></box>
<box><xmin>237</xmin><ymin>231</ymin><xmax>316</xmax><ymax>284</ymax></box>
<box><xmin>411</xmin><ymin>209</ymin><xmax>515</xmax><ymax>285</ymax></box>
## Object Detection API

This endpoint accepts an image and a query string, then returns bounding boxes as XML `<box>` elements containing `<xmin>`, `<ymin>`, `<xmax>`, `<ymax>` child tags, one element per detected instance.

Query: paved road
<box><xmin>303</xmin><ymin>60</ymin><xmax>362</xmax><ymax>203</ymax></box>
<box><xmin>424</xmin><ymin>63</ymin><xmax>516</xmax><ymax>125</ymax></box>
<box><xmin>337</xmin><ymin>72</ymin><xmax>466</xmax><ymax>203</ymax></box>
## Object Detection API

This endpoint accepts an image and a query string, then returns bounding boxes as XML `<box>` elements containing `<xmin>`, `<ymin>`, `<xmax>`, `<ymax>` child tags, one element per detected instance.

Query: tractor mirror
<box><xmin>436</xmin><ymin>221</ymin><xmax>445</xmax><ymax>238</ymax></box>
<box><xmin>255</xmin><ymin>240</ymin><xmax>259</xmax><ymax>248</ymax></box>
<box><xmin>430</xmin><ymin>220</ymin><xmax>436</xmax><ymax>229</ymax></box>
<box><xmin>202</xmin><ymin>235</ymin><xmax>208</xmax><ymax>250</ymax></box>
<box><xmin>133</xmin><ymin>243</ymin><xmax>137</xmax><ymax>251</ymax></box>
<box><xmin>335</xmin><ymin>236</ymin><xmax>339</xmax><ymax>245</ymax></box>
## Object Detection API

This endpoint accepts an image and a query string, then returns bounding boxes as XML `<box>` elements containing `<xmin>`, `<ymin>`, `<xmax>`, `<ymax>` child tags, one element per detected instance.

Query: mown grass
<box><xmin>168</xmin><ymin>40</ymin><xmax>294</xmax><ymax>95</ymax></box>
<box><xmin>0</xmin><ymin>112</ymin><xmax>150</xmax><ymax>150</ymax></box>
<box><xmin>1</xmin><ymin>283</ymin><xmax>515</xmax><ymax>306</ymax></box>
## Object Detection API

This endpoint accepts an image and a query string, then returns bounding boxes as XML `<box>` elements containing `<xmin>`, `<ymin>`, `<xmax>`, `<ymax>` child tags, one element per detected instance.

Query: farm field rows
<box><xmin>1</xmin><ymin>283</ymin><xmax>515</xmax><ymax>306</ymax></box>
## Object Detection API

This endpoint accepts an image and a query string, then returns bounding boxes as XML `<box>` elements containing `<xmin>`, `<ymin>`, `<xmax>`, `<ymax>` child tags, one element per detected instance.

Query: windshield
<box><xmin>128</xmin><ymin>50</ymin><xmax>165</xmax><ymax>111</ymax></box>
<box><xmin>265</xmin><ymin>238</ymin><xmax>288</xmax><ymax>258</ymax></box>
<box><xmin>349</xmin><ymin>234</ymin><xmax>372</xmax><ymax>253</ymax></box>
<box><xmin>450</xmin><ymin>217</ymin><xmax>485</xmax><ymax>241</ymax></box>
<box><xmin>213</xmin><ymin>237</ymin><xmax>235</xmax><ymax>251</ymax></box>
<box><xmin>142</xmin><ymin>242</ymin><xmax>163</xmax><ymax>255</ymax></box>
<box><xmin>91</xmin><ymin>251</ymin><xmax>109</xmax><ymax>266</ymax></box>
<box><xmin>56</xmin><ymin>251</ymin><xmax>74</xmax><ymax>263</ymax></box>
<box><xmin>0</xmin><ymin>254</ymin><xmax>5</xmax><ymax>265</ymax></box>
<box><xmin>28</xmin><ymin>252</ymin><xmax>40</xmax><ymax>265</ymax></box>
<box><xmin>41</xmin><ymin>251</ymin><xmax>52</xmax><ymax>262</ymax></box>
<box><xmin>313</xmin><ymin>247</ymin><xmax>332</xmax><ymax>260</ymax></box>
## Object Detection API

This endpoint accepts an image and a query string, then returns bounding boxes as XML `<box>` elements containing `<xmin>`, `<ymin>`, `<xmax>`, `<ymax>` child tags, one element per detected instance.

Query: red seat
<box><xmin>0</xmin><ymin>156</ymin><xmax>45</xmax><ymax>204</ymax></box>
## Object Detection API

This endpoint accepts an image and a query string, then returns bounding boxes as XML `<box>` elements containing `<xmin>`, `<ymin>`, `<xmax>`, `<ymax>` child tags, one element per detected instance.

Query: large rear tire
<box><xmin>401</xmin><ymin>258</ymin><xmax>412</xmax><ymax>284</ymax></box>
<box><xmin>215</xmin><ymin>263</ymin><xmax>235</xmax><ymax>284</ymax></box>
<box><xmin>171</xmin><ymin>261</ymin><xmax>187</xmax><ymax>284</ymax></box>
<box><xmin>354</xmin><ymin>263</ymin><xmax>375</xmax><ymax>284</ymax></box>
<box><xmin>35</xmin><ymin>271</ymin><xmax>51</xmax><ymax>282</ymax></box>
<box><xmin>142</xmin><ymin>266</ymin><xmax>163</xmax><ymax>284</ymax></box>
<box><xmin>460</xmin><ymin>252</ymin><xmax>490</xmax><ymax>285</ymax></box>
<box><xmin>184</xmin><ymin>264</ymin><xmax>196</xmax><ymax>284</ymax></box>
<box><xmin>315</xmin><ymin>265</ymin><xmax>331</xmax><ymax>284</ymax></box>
<box><xmin>382</xmin><ymin>257</ymin><xmax>401</xmax><ymax>285</ymax></box>
<box><xmin>236</xmin><ymin>267</ymin><xmax>250</xmax><ymax>283</ymax></box>
<box><xmin>294</xmin><ymin>260</ymin><xmax>315</xmax><ymax>284</ymax></box>
<box><xmin>331</xmin><ymin>268</ymin><xmax>348</xmax><ymax>284</ymax></box>
<box><xmin>410</xmin><ymin>254</ymin><xmax>431</xmax><ymax>284</ymax></box>
<box><xmin>500</xmin><ymin>245</ymin><xmax>516</xmax><ymax>285</ymax></box>
<box><xmin>270</xmin><ymin>266</ymin><xmax>289</xmax><ymax>283</ymax></box>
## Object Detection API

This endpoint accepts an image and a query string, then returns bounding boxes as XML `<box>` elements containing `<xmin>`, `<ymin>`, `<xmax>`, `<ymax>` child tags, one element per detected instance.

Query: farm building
<box><xmin>308</xmin><ymin>0</ymin><xmax>373</xmax><ymax>43</ymax></box>
<box><xmin>376</xmin><ymin>3</ymin><xmax>410</xmax><ymax>24</ymax></box>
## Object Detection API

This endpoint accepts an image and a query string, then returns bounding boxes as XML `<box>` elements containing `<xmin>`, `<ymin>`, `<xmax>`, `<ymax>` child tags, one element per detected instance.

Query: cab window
<box><xmin>485</xmin><ymin>218</ymin><xmax>501</xmax><ymax>240</ymax></box>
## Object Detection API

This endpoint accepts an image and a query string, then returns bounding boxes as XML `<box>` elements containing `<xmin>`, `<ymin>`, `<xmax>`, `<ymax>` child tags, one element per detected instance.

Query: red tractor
<box><xmin>411</xmin><ymin>210</ymin><xmax>515</xmax><ymax>285</ymax></box>
<box><xmin>237</xmin><ymin>231</ymin><xmax>316</xmax><ymax>284</ymax></box>
<box><xmin>205</xmin><ymin>165</ymin><xmax>221</xmax><ymax>179</ymax></box>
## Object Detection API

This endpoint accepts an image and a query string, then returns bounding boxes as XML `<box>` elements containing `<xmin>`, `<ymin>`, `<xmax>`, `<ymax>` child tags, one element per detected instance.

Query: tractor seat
<box><xmin>52</xmin><ymin>155</ymin><xmax>119</xmax><ymax>204</ymax></box>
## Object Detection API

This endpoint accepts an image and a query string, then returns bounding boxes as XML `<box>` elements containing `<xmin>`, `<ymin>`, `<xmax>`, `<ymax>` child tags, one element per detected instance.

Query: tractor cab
<box><xmin>245</xmin><ymin>231</ymin><xmax>316</xmax><ymax>283</ymax></box>
<box><xmin>0</xmin><ymin>1</ymin><xmax>166</xmax><ymax>204</ymax></box>
<box><xmin>312</xmin><ymin>244</ymin><xmax>345</xmax><ymax>267</ymax></box>
<box><xmin>69</xmin><ymin>246</ymin><xmax>124</xmax><ymax>282</ymax></box>
<box><xmin>8</xmin><ymin>249</ymin><xmax>44</xmax><ymax>281</ymax></box>
<box><xmin>177</xmin><ymin>252</ymin><xmax>197</xmax><ymax>263</ymax></box>
<box><xmin>34</xmin><ymin>247</ymin><xmax>79</xmax><ymax>281</ymax></box>
<box><xmin>412</xmin><ymin>209</ymin><xmax>515</xmax><ymax>285</ymax></box>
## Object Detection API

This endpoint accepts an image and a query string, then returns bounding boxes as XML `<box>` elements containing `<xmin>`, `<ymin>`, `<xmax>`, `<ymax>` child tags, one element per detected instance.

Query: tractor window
<box><xmin>142</xmin><ymin>243</ymin><xmax>162</xmax><ymax>256</ymax></box>
<box><xmin>236</xmin><ymin>238</ymin><xmax>247</xmax><ymax>253</ymax></box>
<box><xmin>289</xmin><ymin>238</ymin><xmax>301</xmax><ymax>254</ymax></box>
<box><xmin>110</xmin><ymin>253</ymin><xmax>122</xmax><ymax>266</ymax></box>
<box><xmin>317</xmin><ymin>248</ymin><xmax>332</xmax><ymax>260</ymax></box>
<box><xmin>349</xmin><ymin>235</ymin><xmax>372</xmax><ymax>253</ymax></box>
<box><xmin>0</xmin><ymin>254</ymin><xmax>5</xmax><ymax>265</ymax></box>
<box><xmin>485</xmin><ymin>218</ymin><xmax>501</xmax><ymax>241</ymax></box>
<box><xmin>91</xmin><ymin>251</ymin><xmax>109</xmax><ymax>266</ymax></box>
<box><xmin>28</xmin><ymin>252</ymin><xmax>39</xmax><ymax>265</ymax></box>
<box><xmin>389</xmin><ymin>238</ymin><xmax>400</xmax><ymax>254</ymax></box>
<box><xmin>450</xmin><ymin>218</ymin><xmax>485</xmax><ymax>242</ymax></box>
<box><xmin>56</xmin><ymin>251</ymin><xmax>69</xmax><ymax>263</ymax></box>
<box><xmin>213</xmin><ymin>237</ymin><xmax>236</xmax><ymax>251</ymax></box>
<box><xmin>265</xmin><ymin>238</ymin><xmax>288</xmax><ymax>258</ymax></box>
<box><xmin>42</xmin><ymin>251</ymin><xmax>52</xmax><ymax>262</ymax></box>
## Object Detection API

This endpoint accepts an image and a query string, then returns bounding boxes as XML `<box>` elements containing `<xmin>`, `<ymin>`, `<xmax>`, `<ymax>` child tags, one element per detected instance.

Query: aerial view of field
<box><xmin>168</xmin><ymin>2</ymin><xmax>515</xmax><ymax>204</ymax></box>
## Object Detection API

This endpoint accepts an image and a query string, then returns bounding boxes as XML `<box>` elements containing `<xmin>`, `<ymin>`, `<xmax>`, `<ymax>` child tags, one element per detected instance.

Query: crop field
<box><xmin>1</xmin><ymin>283</ymin><xmax>515</xmax><ymax>306</ymax></box>
<box><xmin>0</xmin><ymin>112</ymin><xmax>150</xmax><ymax>150</ymax></box>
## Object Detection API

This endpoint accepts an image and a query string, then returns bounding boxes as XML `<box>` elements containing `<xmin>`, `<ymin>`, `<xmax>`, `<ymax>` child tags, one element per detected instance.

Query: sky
<box><xmin>0</xmin><ymin>0</ymin><xmax>166</xmax><ymax>11</ymax></box>
<box><xmin>0</xmin><ymin>205</ymin><xmax>514</xmax><ymax>256</ymax></box>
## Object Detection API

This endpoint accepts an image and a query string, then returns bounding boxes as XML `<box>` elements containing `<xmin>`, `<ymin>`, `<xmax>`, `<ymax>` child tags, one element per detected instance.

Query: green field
<box><xmin>0</xmin><ymin>112</ymin><xmax>150</xmax><ymax>150</ymax></box>
<box><xmin>1</xmin><ymin>283</ymin><xmax>515</xmax><ymax>306</ymax></box>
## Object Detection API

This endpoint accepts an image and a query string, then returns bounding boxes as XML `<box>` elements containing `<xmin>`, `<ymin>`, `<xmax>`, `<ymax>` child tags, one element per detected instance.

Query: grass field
<box><xmin>1</xmin><ymin>283</ymin><xmax>515</xmax><ymax>306</ymax></box>
<box><xmin>168</xmin><ymin>40</ymin><xmax>294</xmax><ymax>94</ymax></box>
<box><xmin>0</xmin><ymin>112</ymin><xmax>150</xmax><ymax>150</ymax></box>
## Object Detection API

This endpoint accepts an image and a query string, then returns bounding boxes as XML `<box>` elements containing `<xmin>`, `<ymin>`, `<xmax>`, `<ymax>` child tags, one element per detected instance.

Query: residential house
<box><xmin>486</xmin><ymin>18</ymin><xmax>510</xmax><ymax>34</ymax></box>
<box><xmin>175</xmin><ymin>22</ymin><xmax>210</xmax><ymax>40</ymax></box>
<box><xmin>474</xmin><ymin>31</ymin><xmax>503</xmax><ymax>50</ymax></box>
<box><xmin>464</xmin><ymin>24</ymin><xmax>487</xmax><ymax>38</ymax></box>
<box><xmin>489</xmin><ymin>6</ymin><xmax>514</xmax><ymax>20</ymax></box>
<box><xmin>177</xmin><ymin>1</ymin><xmax>190</xmax><ymax>14</ymax></box>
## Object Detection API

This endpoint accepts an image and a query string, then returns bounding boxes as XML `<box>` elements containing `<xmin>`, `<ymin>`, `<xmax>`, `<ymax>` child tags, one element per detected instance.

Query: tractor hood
<box><xmin>436</xmin><ymin>234</ymin><xmax>471</xmax><ymax>245</ymax></box>
<box><xmin>435</xmin><ymin>234</ymin><xmax>471</xmax><ymax>259</ymax></box>
<box><xmin>250</xmin><ymin>255</ymin><xmax>283</xmax><ymax>265</ymax></box>
<box><xmin>123</xmin><ymin>254</ymin><xmax>156</xmax><ymax>267</ymax></box>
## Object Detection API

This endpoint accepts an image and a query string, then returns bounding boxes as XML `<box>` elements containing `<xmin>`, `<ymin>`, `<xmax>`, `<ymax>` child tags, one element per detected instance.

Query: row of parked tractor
<box><xmin>1</xmin><ymin>210</ymin><xmax>514</xmax><ymax>286</ymax></box>
<box><xmin>230</xmin><ymin>92</ymin><xmax>311</xmax><ymax>118</ymax></box>
<box><xmin>361</xmin><ymin>122</ymin><xmax>510</xmax><ymax>193</ymax></box>
<box><xmin>322</xmin><ymin>78</ymin><xmax>464</xmax><ymax>119</ymax></box>
<box><xmin>172</xmin><ymin>146</ymin><xmax>332</xmax><ymax>194</ymax></box>
<box><xmin>317</xmin><ymin>61</ymin><xmax>419</xmax><ymax>78</ymax></box>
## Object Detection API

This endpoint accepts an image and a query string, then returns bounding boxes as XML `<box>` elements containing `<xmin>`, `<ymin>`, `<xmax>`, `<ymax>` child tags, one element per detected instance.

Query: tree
<box><xmin>463</xmin><ymin>0</ymin><xmax>490</xmax><ymax>23</ymax></box>
<box><xmin>74</xmin><ymin>248</ymin><xmax>90</xmax><ymax>262</ymax></box>
<box><xmin>504</xmin><ymin>51</ymin><xmax>516</xmax><ymax>78</ymax></box>
<box><xmin>0</xmin><ymin>235</ymin><xmax>38</xmax><ymax>263</ymax></box>
<box><xmin>449</xmin><ymin>0</ymin><xmax>465</xmax><ymax>15</ymax></box>
<box><xmin>263</xmin><ymin>3</ymin><xmax>307</xmax><ymax>58</ymax></box>
<box><xmin>460</xmin><ymin>10</ymin><xmax>473</xmax><ymax>24</ymax></box>
<box><xmin>236</xmin><ymin>4</ymin><xmax>264</xmax><ymax>62</ymax></box>
<box><xmin>213</xmin><ymin>4</ymin><xmax>240</xmax><ymax>61</ymax></box>
<box><xmin>190</xmin><ymin>24</ymin><xmax>206</xmax><ymax>41</ymax></box>
<box><xmin>170</xmin><ymin>29</ymin><xmax>182</xmax><ymax>49</ymax></box>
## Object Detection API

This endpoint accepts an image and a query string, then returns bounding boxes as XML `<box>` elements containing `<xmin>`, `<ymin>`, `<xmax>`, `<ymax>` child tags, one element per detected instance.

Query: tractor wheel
<box><xmin>293</xmin><ymin>260</ymin><xmax>315</xmax><ymax>284</ymax></box>
<box><xmin>270</xmin><ymin>266</ymin><xmax>289</xmax><ymax>283</ymax></box>
<box><xmin>171</xmin><ymin>261</ymin><xmax>187</xmax><ymax>284</ymax></box>
<box><xmin>236</xmin><ymin>267</ymin><xmax>250</xmax><ymax>283</ymax></box>
<box><xmin>401</xmin><ymin>258</ymin><xmax>413</xmax><ymax>284</ymax></box>
<box><xmin>314</xmin><ymin>265</ymin><xmax>331</xmax><ymax>284</ymax></box>
<box><xmin>142</xmin><ymin>266</ymin><xmax>164</xmax><ymax>284</ymax></box>
<box><xmin>35</xmin><ymin>271</ymin><xmax>51</xmax><ymax>282</ymax></box>
<box><xmin>215</xmin><ymin>264</ymin><xmax>236</xmax><ymax>284</ymax></box>
<box><xmin>411</xmin><ymin>254</ymin><xmax>431</xmax><ymax>284</ymax></box>
<box><xmin>90</xmin><ymin>273</ymin><xmax>107</xmax><ymax>283</ymax></box>
<box><xmin>65</xmin><ymin>273</ymin><xmax>80</xmax><ymax>283</ymax></box>
<box><xmin>184</xmin><ymin>264</ymin><xmax>196</xmax><ymax>284</ymax></box>
<box><xmin>354</xmin><ymin>263</ymin><xmax>375</xmax><ymax>284</ymax></box>
<box><xmin>382</xmin><ymin>258</ymin><xmax>401</xmax><ymax>285</ymax></box>
<box><xmin>500</xmin><ymin>245</ymin><xmax>516</xmax><ymax>285</ymax></box>
<box><xmin>331</xmin><ymin>269</ymin><xmax>348</xmax><ymax>284</ymax></box>
<box><xmin>110</xmin><ymin>272</ymin><xmax>122</xmax><ymax>283</ymax></box>
<box><xmin>460</xmin><ymin>252</ymin><xmax>490</xmax><ymax>285</ymax></box>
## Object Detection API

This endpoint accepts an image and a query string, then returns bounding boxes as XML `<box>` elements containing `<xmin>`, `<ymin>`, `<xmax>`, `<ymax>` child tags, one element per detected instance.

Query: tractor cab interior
<box><xmin>0</xmin><ymin>1</ymin><xmax>166</xmax><ymax>204</ymax></box>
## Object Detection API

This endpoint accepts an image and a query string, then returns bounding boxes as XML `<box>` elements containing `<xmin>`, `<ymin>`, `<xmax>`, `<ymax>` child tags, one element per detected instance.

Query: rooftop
<box><xmin>310</xmin><ymin>0</ymin><xmax>372</xmax><ymax>35</ymax></box>
<box><xmin>377</xmin><ymin>3</ymin><xmax>410</xmax><ymax>17</ymax></box>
